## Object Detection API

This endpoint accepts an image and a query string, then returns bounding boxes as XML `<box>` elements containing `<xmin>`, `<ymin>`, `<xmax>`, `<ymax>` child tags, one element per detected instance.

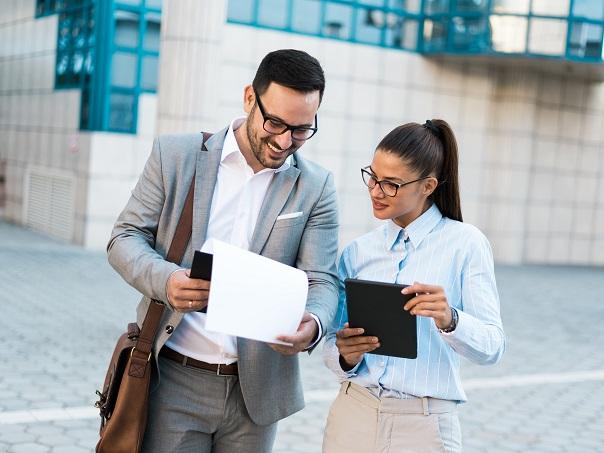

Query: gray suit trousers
<box><xmin>143</xmin><ymin>355</ymin><xmax>277</xmax><ymax>453</ymax></box>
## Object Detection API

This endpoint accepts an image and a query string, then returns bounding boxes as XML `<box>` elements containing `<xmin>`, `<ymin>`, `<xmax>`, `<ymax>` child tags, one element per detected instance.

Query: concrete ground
<box><xmin>0</xmin><ymin>221</ymin><xmax>603</xmax><ymax>452</ymax></box>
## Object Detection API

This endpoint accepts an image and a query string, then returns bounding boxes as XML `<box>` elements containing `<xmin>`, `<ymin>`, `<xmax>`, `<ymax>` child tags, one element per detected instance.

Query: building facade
<box><xmin>1</xmin><ymin>0</ymin><xmax>604</xmax><ymax>265</ymax></box>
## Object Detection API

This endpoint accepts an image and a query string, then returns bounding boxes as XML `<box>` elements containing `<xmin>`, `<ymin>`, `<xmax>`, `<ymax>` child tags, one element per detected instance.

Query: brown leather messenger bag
<box><xmin>94</xmin><ymin>132</ymin><xmax>212</xmax><ymax>453</ymax></box>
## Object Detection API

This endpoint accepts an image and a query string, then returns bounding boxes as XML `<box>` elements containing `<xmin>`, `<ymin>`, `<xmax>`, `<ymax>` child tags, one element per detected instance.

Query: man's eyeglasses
<box><xmin>361</xmin><ymin>167</ymin><xmax>432</xmax><ymax>197</ymax></box>
<box><xmin>254</xmin><ymin>89</ymin><xmax>318</xmax><ymax>141</ymax></box>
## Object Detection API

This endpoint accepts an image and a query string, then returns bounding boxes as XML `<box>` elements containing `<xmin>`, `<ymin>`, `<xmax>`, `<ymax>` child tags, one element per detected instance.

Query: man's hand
<box><xmin>270</xmin><ymin>312</ymin><xmax>319</xmax><ymax>356</ymax></box>
<box><xmin>402</xmin><ymin>282</ymin><xmax>452</xmax><ymax>330</ymax></box>
<box><xmin>166</xmin><ymin>269</ymin><xmax>210</xmax><ymax>312</ymax></box>
<box><xmin>336</xmin><ymin>322</ymin><xmax>380</xmax><ymax>371</ymax></box>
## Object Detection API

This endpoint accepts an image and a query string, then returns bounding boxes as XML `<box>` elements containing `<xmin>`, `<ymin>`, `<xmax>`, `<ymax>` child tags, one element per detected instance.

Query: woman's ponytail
<box><xmin>428</xmin><ymin>119</ymin><xmax>462</xmax><ymax>222</ymax></box>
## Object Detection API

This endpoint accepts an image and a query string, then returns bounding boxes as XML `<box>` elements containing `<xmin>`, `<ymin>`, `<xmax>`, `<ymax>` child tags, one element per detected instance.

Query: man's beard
<box><xmin>246</xmin><ymin>120</ymin><xmax>298</xmax><ymax>169</ymax></box>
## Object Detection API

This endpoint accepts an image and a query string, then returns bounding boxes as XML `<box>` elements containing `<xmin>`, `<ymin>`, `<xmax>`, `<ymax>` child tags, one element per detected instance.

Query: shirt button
<box><xmin>165</xmin><ymin>325</ymin><xmax>174</xmax><ymax>334</ymax></box>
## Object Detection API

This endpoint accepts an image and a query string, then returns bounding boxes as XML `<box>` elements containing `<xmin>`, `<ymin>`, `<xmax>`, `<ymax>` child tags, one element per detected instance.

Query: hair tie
<box><xmin>423</xmin><ymin>119</ymin><xmax>441</xmax><ymax>138</ymax></box>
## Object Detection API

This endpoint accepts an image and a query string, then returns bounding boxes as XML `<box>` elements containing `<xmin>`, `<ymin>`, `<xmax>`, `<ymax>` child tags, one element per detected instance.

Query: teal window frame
<box><xmin>226</xmin><ymin>0</ymin><xmax>604</xmax><ymax>64</ymax></box>
<box><xmin>35</xmin><ymin>0</ymin><xmax>162</xmax><ymax>134</ymax></box>
<box><xmin>227</xmin><ymin>0</ymin><xmax>424</xmax><ymax>52</ymax></box>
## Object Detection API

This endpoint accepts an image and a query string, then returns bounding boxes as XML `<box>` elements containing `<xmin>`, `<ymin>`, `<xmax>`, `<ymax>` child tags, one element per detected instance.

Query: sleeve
<box><xmin>440</xmin><ymin>231</ymin><xmax>506</xmax><ymax>365</ymax></box>
<box><xmin>322</xmin><ymin>247</ymin><xmax>363</xmax><ymax>379</ymax></box>
<box><xmin>106</xmin><ymin>138</ymin><xmax>181</xmax><ymax>305</ymax></box>
<box><xmin>296</xmin><ymin>172</ymin><xmax>339</xmax><ymax>351</ymax></box>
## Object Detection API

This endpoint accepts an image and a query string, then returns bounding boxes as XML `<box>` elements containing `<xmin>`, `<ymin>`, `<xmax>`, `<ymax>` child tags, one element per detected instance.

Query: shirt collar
<box><xmin>384</xmin><ymin>203</ymin><xmax>443</xmax><ymax>250</ymax></box>
<box><xmin>221</xmin><ymin>117</ymin><xmax>291</xmax><ymax>173</ymax></box>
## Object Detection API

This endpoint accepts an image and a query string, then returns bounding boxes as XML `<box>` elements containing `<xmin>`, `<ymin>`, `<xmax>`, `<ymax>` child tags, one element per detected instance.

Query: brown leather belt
<box><xmin>159</xmin><ymin>347</ymin><xmax>238</xmax><ymax>375</ymax></box>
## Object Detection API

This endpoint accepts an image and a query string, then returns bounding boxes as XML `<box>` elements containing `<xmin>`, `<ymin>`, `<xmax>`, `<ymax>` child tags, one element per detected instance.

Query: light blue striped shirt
<box><xmin>323</xmin><ymin>203</ymin><xmax>505</xmax><ymax>403</ymax></box>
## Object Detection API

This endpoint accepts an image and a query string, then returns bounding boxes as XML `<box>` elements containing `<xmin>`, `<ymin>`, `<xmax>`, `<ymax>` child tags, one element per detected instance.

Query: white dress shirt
<box><xmin>165</xmin><ymin>117</ymin><xmax>291</xmax><ymax>364</ymax></box>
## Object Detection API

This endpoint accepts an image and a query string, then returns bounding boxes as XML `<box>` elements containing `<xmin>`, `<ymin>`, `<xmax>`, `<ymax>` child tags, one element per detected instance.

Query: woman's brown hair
<box><xmin>376</xmin><ymin>119</ymin><xmax>463</xmax><ymax>222</ymax></box>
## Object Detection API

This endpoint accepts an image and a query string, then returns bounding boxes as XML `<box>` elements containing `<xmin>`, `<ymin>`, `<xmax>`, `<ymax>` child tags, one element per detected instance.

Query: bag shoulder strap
<box><xmin>132</xmin><ymin>131</ymin><xmax>214</xmax><ymax>360</ymax></box>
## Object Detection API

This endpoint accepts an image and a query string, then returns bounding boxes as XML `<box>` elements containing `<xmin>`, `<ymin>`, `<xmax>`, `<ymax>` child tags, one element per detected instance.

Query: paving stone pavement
<box><xmin>1</xmin><ymin>221</ymin><xmax>603</xmax><ymax>453</ymax></box>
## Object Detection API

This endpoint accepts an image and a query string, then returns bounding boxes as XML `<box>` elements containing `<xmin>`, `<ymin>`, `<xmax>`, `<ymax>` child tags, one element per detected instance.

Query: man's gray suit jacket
<box><xmin>107</xmin><ymin>129</ymin><xmax>339</xmax><ymax>426</ymax></box>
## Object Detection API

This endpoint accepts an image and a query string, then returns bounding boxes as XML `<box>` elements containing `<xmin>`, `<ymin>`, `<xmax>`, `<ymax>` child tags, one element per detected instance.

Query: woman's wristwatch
<box><xmin>439</xmin><ymin>307</ymin><xmax>458</xmax><ymax>334</ymax></box>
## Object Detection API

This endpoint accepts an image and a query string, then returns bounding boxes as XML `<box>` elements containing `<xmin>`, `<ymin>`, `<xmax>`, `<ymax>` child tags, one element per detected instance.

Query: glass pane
<box><xmin>292</xmin><ymin>0</ymin><xmax>321</xmax><ymax>34</ymax></box>
<box><xmin>109</xmin><ymin>92</ymin><xmax>135</xmax><ymax>131</ymax></box>
<box><xmin>450</xmin><ymin>15</ymin><xmax>489</xmax><ymax>51</ymax></box>
<box><xmin>400</xmin><ymin>18</ymin><xmax>418</xmax><ymax>49</ymax></box>
<box><xmin>455</xmin><ymin>0</ymin><xmax>488</xmax><ymax>13</ymax></box>
<box><xmin>358</xmin><ymin>0</ymin><xmax>385</xmax><ymax>6</ymax></box>
<box><xmin>389</xmin><ymin>0</ymin><xmax>421</xmax><ymax>13</ymax></box>
<box><xmin>258</xmin><ymin>0</ymin><xmax>288</xmax><ymax>28</ymax></box>
<box><xmin>227</xmin><ymin>0</ymin><xmax>255</xmax><ymax>22</ymax></box>
<box><xmin>492</xmin><ymin>0</ymin><xmax>529</xmax><ymax>15</ymax></box>
<box><xmin>115</xmin><ymin>0</ymin><xmax>142</xmax><ymax>5</ymax></box>
<box><xmin>146</xmin><ymin>0</ymin><xmax>162</xmax><ymax>8</ymax></box>
<box><xmin>573</xmin><ymin>0</ymin><xmax>604</xmax><ymax>20</ymax></box>
<box><xmin>423</xmin><ymin>18</ymin><xmax>447</xmax><ymax>51</ymax></box>
<box><xmin>141</xmin><ymin>55</ymin><xmax>158</xmax><ymax>90</ymax></box>
<box><xmin>73</xmin><ymin>14</ymin><xmax>86</xmax><ymax>48</ymax></box>
<box><xmin>528</xmin><ymin>18</ymin><xmax>567</xmax><ymax>56</ymax></box>
<box><xmin>144</xmin><ymin>12</ymin><xmax>161</xmax><ymax>51</ymax></box>
<box><xmin>490</xmin><ymin>15</ymin><xmax>527</xmax><ymax>53</ymax></box>
<box><xmin>356</xmin><ymin>8</ymin><xmax>384</xmax><ymax>44</ymax></box>
<box><xmin>58</xmin><ymin>14</ymin><xmax>72</xmax><ymax>51</ymax></box>
<box><xmin>531</xmin><ymin>0</ymin><xmax>568</xmax><ymax>17</ymax></box>
<box><xmin>111</xmin><ymin>52</ymin><xmax>138</xmax><ymax>87</ymax></box>
<box><xmin>323</xmin><ymin>3</ymin><xmax>353</xmax><ymax>39</ymax></box>
<box><xmin>85</xmin><ymin>48</ymin><xmax>94</xmax><ymax>74</ymax></box>
<box><xmin>569</xmin><ymin>22</ymin><xmax>604</xmax><ymax>58</ymax></box>
<box><xmin>424</xmin><ymin>0</ymin><xmax>449</xmax><ymax>14</ymax></box>
<box><xmin>114</xmin><ymin>10</ymin><xmax>140</xmax><ymax>48</ymax></box>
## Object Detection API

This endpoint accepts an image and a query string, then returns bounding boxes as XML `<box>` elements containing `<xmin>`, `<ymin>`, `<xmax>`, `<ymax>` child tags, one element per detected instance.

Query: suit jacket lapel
<box><xmin>191</xmin><ymin>128</ymin><xmax>227</xmax><ymax>252</ymax></box>
<box><xmin>249</xmin><ymin>162</ymin><xmax>301</xmax><ymax>255</ymax></box>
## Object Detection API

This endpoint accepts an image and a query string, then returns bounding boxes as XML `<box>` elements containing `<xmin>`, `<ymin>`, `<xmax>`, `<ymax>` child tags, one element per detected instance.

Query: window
<box><xmin>489</xmin><ymin>15</ymin><xmax>527</xmax><ymax>53</ymax></box>
<box><xmin>356</xmin><ymin>8</ymin><xmax>386</xmax><ymax>44</ymax></box>
<box><xmin>528</xmin><ymin>18</ymin><xmax>567</xmax><ymax>56</ymax></box>
<box><xmin>55</xmin><ymin>3</ymin><xmax>95</xmax><ymax>88</ymax></box>
<box><xmin>423</xmin><ymin>18</ymin><xmax>448</xmax><ymax>51</ymax></box>
<box><xmin>258</xmin><ymin>0</ymin><xmax>288</xmax><ymax>28</ymax></box>
<box><xmin>450</xmin><ymin>15</ymin><xmax>489</xmax><ymax>52</ymax></box>
<box><xmin>573</xmin><ymin>0</ymin><xmax>604</xmax><ymax>21</ymax></box>
<box><xmin>323</xmin><ymin>3</ymin><xmax>354</xmax><ymax>39</ymax></box>
<box><xmin>424</xmin><ymin>0</ymin><xmax>449</xmax><ymax>15</ymax></box>
<box><xmin>569</xmin><ymin>21</ymin><xmax>604</xmax><ymax>58</ymax></box>
<box><xmin>492</xmin><ymin>0</ymin><xmax>529</xmax><ymax>15</ymax></box>
<box><xmin>531</xmin><ymin>0</ymin><xmax>569</xmax><ymax>17</ymax></box>
<box><xmin>292</xmin><ymin>0</ymin><xmax>322</xmax><ymax>34</ymax></box>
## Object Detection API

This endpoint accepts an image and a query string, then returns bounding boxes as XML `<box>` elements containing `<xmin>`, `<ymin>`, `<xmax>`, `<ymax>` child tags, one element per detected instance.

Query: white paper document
<box><xmin>203</xmin><ymin>239</ymin><xmax>308</xmax><ymax>345</ymax></box>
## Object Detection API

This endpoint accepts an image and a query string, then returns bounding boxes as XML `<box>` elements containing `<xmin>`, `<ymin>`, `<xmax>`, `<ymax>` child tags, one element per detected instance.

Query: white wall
<box><xmin>158</xmin><ymin>20</ymin><xmax>604</xmax><ymax>265</ymax></box>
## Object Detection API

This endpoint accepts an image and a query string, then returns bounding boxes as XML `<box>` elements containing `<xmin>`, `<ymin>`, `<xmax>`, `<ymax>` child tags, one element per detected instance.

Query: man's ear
<box><xmin>243</xmin><ymin>85</ymin><xmax>254</xmax><ymax>114</ymax></box>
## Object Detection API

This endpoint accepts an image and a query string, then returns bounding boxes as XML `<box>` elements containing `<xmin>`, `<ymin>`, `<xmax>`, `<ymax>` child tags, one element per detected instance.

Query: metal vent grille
<box><xmin>24</xmin><ymin>167</ymin><xmax>75</xmax><ymax>242</ymax></box>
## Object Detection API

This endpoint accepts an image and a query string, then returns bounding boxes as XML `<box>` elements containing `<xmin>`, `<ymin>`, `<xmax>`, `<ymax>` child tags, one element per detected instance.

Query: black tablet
<box><xmin>345</xmin><ymin>278</ymin><xmax>417</xmax><ymax>359</ymax></box>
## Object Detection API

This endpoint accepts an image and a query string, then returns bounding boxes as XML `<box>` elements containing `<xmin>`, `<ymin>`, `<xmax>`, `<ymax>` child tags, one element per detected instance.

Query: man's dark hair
<box><xmin>252</xmin><ymin>49</ymin><xmax>325</xmax><ymax>103</ymax></box>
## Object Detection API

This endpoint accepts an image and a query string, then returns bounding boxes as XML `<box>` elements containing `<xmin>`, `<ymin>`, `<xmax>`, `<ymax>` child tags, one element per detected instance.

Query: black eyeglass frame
<box><xmin>253</xmin><ymin>88</ymin><xmax>318</xmax><ymax>141</ymax></box>
<box><xmin>361</xmin><ymin>167</ymin><xmax>433</xmax><ymax>197</ymax></box>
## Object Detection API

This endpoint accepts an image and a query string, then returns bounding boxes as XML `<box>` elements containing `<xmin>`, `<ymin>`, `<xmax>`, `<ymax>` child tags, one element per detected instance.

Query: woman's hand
<box><xmin>402</xmin><ymin>282</ymin><xmax>452</xmax><ymax>330</ymax></box>
<box><xmin>335</xmin><ymin>322</ymin><xmax>380</xmax><ymax>371</ymax></box>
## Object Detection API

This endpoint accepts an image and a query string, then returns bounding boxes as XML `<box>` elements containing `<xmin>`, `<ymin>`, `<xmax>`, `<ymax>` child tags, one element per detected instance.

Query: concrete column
<box><xmin>156</xmin><ymin>0</ymin><xmax>227</xmax><ymax>134</ymax></box>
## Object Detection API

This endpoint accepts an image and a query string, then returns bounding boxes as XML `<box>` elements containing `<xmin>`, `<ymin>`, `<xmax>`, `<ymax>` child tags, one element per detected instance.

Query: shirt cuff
<box><xmin>164</xmin><ymin>268</ymin><xmax>186</xmax><ymax>308</ymax></box>
<box><xmin>304</xmin><ymin>313</ymin><xmax>323</xmax><ymax>351</ymax></box>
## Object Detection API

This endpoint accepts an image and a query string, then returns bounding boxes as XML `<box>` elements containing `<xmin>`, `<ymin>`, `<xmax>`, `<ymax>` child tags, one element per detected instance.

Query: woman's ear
<box><xmin>423</xmin><ymin>177</ymin><xmax>438</xmax><ymax>197</ymax></box>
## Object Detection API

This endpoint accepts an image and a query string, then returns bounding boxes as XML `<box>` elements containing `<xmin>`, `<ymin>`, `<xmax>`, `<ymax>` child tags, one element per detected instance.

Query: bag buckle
<box><xmin>130</xmin><ymin>347</ymin><xmax>152</xmax><ymax>362</ymax></box>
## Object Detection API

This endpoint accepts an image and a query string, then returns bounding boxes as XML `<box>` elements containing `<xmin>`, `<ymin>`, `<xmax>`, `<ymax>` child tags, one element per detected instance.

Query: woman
<box><xmin>322</xmin><ymin>120</ymin><xmax>505</xmax><ymax>453</ymax></box>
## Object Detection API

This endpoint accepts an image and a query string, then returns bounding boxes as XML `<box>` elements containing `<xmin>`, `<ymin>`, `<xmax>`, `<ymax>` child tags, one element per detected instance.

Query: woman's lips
<box><xmin>372</xmin><ymin>199</ymin><xmax>388</xmax><ymax>210</ymax></box>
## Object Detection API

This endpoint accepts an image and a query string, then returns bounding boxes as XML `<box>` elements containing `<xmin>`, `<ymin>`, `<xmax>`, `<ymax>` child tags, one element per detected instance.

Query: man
<box><xmin>107</xmin><ymin>49</ymin><xmax>339</xmax><ymax>452</ymax></box>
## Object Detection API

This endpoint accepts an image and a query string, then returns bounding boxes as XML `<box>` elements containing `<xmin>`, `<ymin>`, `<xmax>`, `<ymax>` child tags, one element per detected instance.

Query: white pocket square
<box><xmin>276</xmin><ymin>211</ymin><xmax>303</xmax><ymax>220</ymax></box>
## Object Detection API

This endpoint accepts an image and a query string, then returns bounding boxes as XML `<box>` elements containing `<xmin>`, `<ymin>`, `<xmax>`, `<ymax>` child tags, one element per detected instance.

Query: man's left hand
<box><xmin>270</xmin><ymin>312</ymin><xmax>318</xmax><ymax>355</ymax></box>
